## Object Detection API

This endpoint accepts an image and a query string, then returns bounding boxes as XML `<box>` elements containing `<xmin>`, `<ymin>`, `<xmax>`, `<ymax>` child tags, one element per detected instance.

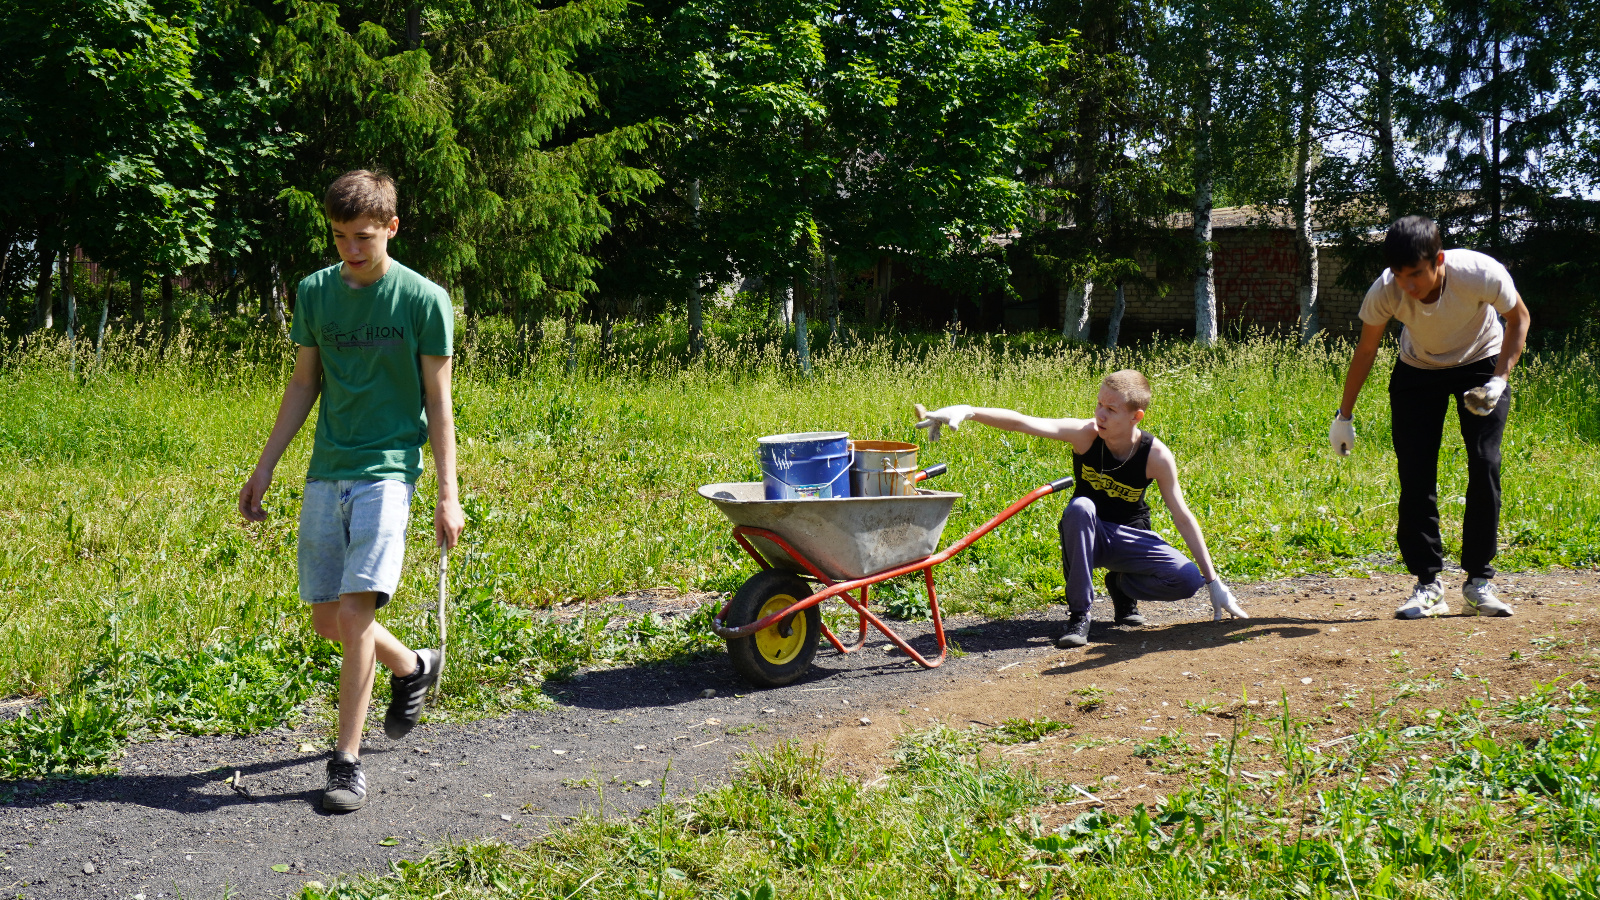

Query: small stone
<box><xmin>700</xmin><ymin>689</ymin><xmax>716</xmax><ymax>699</ymax></box>
<box><xmin>633</xmin><ymin>745</ymin><xmax>647</xmax><ymax>751</ymax></box>
<box><xmin>762</xmin><ymin>708</ymin><xmax>776</xmax><ymax>715</ymax></box>
<box><xmin>858</xmin><ymin>717</ymin><xmax>871</xmax><ymax>726</ymax></box>
<box><xmin>83</xmin><ymin>862</ymin><xmax>96</xmax><ymax>874</ymax></box>
<box><xmin>500</xmin><ymin>814</ymin><xmax>513</xmax><ymax>822</ymax></box>
<box><xmin>705</xmin><ymin>717</ymin><xmax>722</xmax><ymax>726</ymax></box>
<box><xmin>551</xmin><ymin>749</ymin><xmax>567</xmax><ymax>755</ymax></box>
<box><xmin>1204</xmin><ymin>732</ymin><xmax>1223</xmax><ymax>740</ymax></box>
<box><xmin>1101</xmin><ymin>774</ymin><xmax>1120</xmax><ymax>784</ymax></box>
<box><xmin>1300</xmin><ymin>677</ymin><xmax>1313</xmax><ymax>685</ymax></box>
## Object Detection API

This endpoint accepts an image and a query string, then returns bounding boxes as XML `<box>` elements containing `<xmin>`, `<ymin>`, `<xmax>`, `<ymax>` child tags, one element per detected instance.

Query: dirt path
<box><xmin>1</xmin><ymin>569</ymin><xmax>1594</xmax><ymax>899</ymax></box>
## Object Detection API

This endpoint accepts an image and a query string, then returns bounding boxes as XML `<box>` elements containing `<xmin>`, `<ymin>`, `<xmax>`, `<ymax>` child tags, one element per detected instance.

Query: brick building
<box><xmin>889</xmin><ymin>207</ymin><xmax>1376</xmax><ymax>340</ymax></box>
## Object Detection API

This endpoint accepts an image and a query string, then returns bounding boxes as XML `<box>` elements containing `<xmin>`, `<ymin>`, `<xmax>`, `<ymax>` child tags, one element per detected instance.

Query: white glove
<box><xmin>914</xmin><ymin>404</ymin><xmax>975</xmax><ymax>442</ymax></box>
<box><xmin>1463</xmin><ymin>376</ymin><xmax>1507</xmax><ymax>416</ymax></box>
<box><xmin>1207</xmin><ymin>578</ymin><xmax>1248</xmax><ymax>621</ymax></box>
<box><xmin>1329</xmin><ymin>412</ymin><xmax>1355</xmax><ymax>456</ymax></box>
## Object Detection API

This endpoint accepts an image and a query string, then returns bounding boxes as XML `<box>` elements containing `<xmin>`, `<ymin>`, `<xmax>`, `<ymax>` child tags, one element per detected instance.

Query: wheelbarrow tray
<box><xmin>698</xmin><ymin>482</ymin><xmax>962</xmax><ymax>581</ymax></box>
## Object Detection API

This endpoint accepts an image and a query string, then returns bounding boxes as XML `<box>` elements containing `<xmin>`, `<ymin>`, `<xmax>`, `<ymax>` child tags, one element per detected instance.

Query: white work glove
<box><xmin>1207</xmin><ymin>578</ymin><xmax>1249</xmax><ymax>621</ymax></box>
<box><xmin>914</xmin><ymin>403</ymin><xmax>975</xmax><ymax>442</ymax></box>
<box><xmin>1463</xmin><ymin>376</ymin><xmax>1507</xmax><ymax>416</ymax></box>
<box><xmin>1328</xmin><ymin>412</ymin><xmax>1355</xmax><ymax>456</ymax></box>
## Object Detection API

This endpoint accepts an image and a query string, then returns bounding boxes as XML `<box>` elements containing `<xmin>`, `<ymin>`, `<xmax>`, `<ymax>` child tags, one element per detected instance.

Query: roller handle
<box><xmin>1046</xmin><ymin>475</ymin><xmax>1075</xmax><ymax>494</ymax></box>
<box><xmin>913</xmin><ymin>462</ymin><xmax>948</xmax><ymax>483</ymax></box>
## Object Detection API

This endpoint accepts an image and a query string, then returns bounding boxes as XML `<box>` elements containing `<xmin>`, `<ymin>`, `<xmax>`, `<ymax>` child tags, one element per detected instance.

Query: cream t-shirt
<box><xmin>1358</xmin><ymin>248</ymin><xmax>1519</xmax><ymax>369</ymax></box>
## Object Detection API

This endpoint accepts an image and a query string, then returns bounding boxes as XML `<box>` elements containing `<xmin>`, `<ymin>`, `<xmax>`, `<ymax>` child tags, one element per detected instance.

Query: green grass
<box><xmin>300</xmin><ymin>679</ymin><xmax>1600</xmax><ymax>899</ymax></box>
<box><xmin>2</xmin><ymin>319</ymin><xmax>1598</xmax><ymax>774</ymax></box>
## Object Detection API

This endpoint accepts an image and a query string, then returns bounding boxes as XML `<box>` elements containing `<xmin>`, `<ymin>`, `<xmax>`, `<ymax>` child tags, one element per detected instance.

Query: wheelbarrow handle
<box><xmin>913</xmin><ymin>462</ymin><xmax>948</xmax><ymax>483</ymax></box>
<box><xmin>1047</xmin><ymin>475</ymin><xmax>1075</xmax><ymax>493</ymax></box>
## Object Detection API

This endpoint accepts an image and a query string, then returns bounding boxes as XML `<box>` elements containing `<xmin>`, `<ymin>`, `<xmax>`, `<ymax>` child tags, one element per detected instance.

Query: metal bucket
<box><xmin>849</xmin><ymin>440</ymin><xmax>919</xmax><ymax>497</ymax></box>
<box><xmin>758</xmin><ymin>432</ymin><xmax>853</xmax><ymax>500</ymax></box>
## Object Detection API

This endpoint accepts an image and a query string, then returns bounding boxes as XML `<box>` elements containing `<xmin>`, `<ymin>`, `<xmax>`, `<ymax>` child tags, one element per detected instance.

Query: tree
<box><xmin>0</xmin><ymin>0</ymin><xmax>221</xmax><ymax>338</ymax></box>
<box><xmin>591</xmin><ymin>0</ymin><xmax>1067</xmax><ymax>365</ymax></box>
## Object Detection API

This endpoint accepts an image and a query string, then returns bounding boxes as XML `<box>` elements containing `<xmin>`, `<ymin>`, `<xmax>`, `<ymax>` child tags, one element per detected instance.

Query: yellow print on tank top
<box><xmin>1079</xmin><ymin>465</ymin><xmax>1146</xmax><ymax>502</ymax></box>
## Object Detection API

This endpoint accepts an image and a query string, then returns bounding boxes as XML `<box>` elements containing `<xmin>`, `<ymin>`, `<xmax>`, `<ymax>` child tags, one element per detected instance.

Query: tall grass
<box><xmin>304</xmin><ymin>680</ymin><xmax>1600</xmax><ymax>899</ymax></box>
<box><xmin>2</xmin><ymin>319</ymin><xmax>1596</xmax><ymax>711</ymax></box>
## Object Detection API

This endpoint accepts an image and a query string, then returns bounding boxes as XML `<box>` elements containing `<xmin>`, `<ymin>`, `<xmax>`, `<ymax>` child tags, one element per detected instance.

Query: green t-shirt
<box><xmin>289</xmin><ymin>260</ymin><xmax>453</xmax><ymax>483</ymax></box>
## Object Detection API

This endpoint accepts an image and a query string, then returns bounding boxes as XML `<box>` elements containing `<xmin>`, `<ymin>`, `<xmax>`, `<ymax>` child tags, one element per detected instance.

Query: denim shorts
<box><xmin>298</xmin><ymin>478</ymin><xmax>417</xmax><ymax>609</ymax></box>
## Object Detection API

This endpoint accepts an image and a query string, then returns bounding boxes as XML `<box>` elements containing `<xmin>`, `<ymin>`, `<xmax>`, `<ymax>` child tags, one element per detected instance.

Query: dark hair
<box><xmin>324</xmin><ymin>170</ymin><xmax>397</xmax><ymax>223</ymax></box>
<box><xmin>1383</xmin><ymin>215</ymin><xmax>1442</xmax><ymax>271</ymax></box>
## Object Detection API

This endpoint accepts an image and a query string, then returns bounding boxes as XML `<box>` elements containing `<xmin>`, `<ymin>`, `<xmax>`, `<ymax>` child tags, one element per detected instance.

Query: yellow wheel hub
<box><xmin>753</xmin><ymin>593</ymin><xmax>806</xmax><ymax>665</ymax></box>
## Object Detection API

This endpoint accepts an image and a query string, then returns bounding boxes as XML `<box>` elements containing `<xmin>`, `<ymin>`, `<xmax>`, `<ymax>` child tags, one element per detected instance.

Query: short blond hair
<box><xmin>324</xmin><ymin>170</ymin><xmax>397</xmax><ymax>224</ymax></box>
<box><xmin>1101</xmin><ymin>369</ymin><xmax>1152</xmax><ymax>412</ymax></box>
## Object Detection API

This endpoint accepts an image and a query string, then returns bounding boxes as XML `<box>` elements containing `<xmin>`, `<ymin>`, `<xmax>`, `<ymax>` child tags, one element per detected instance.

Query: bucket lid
<box><xmin>757</xmin><ymin>431</ymin><xmax>850</xmax><ymax>443</ymax></box>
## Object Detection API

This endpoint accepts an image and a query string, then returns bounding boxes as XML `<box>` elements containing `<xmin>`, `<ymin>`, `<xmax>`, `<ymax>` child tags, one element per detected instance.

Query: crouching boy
<box><xmin>916</xmin><ymin>370</ymin><xmax>1246</xmax><ymax>649</ymax></box>
<box><xmin>238</xmin><ymin>170</ymin><xmax>463</xmax><ymax>812</ymax></box>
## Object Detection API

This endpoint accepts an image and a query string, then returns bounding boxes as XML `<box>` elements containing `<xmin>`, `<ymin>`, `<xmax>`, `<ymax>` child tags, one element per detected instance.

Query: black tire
<box><xmin>724</xmin><ymin>570</ymin><xmax>822</xmax><ymax>688</ymax></box>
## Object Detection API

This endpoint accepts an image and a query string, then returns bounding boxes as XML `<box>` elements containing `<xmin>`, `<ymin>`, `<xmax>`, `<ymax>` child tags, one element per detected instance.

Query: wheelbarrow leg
<box><xmin>923</xmin><ymin>567</ymin><xmax>948</xmax><ymax>663</ymax></box>
<box><xmin>818</xmin><ymin>585</ymin><xmax>872</xmax><ymax>655</ymax></box>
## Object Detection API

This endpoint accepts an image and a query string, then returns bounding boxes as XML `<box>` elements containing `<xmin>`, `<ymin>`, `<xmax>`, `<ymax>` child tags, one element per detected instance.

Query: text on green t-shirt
<box><xmin>289</xmin><ymin>260</ymin><xmax>453</xmax><ymax>482</ymax></box>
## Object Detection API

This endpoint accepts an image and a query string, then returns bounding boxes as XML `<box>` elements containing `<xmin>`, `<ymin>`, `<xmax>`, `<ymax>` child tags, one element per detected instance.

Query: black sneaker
<box><xmin>322</xmin><ymin>751</ymin><xmax>367</xmax><ymax>812</ymax></box>
<box><xmin>1055</xmin><ymin>610</ymin><xmax>1092</xmax><ymax>648</ymax></box>
<box><xmin>384</xmin><ymin>648</ymin><xmax>439</xmax><ymax>740</ymax></box>
<box><xmin>1106</xmin><ymin>572</ymin><xmax>1145</xmax><ymax>626</ymax></box>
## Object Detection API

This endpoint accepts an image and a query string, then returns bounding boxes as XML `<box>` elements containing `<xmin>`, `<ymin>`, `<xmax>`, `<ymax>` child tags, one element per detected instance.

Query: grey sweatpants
<box><xmin>1058</xmin><ymin>496</ymin><xmax>1205</xmax><ymax>614</ymax></box>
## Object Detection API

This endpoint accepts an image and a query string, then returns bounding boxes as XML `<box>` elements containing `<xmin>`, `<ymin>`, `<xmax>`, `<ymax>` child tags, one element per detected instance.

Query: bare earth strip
<box><xmin>1</xmin><ymin>569</ymin><xmax>1594</xmax><ymax>899</ymax></box>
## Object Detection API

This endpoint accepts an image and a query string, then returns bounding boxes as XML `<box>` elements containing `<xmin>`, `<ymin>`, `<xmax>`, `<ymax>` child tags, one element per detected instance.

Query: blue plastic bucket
<box><xmin>758</xmin><ymin>432</ymin><xmax>853</xmax><ymax>500</ymax></box>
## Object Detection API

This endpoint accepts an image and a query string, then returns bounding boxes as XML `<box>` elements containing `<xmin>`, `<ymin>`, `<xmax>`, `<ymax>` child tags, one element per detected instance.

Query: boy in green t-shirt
<box><xmin>238</xmin><ymin>170</ymin><xmax>463</xmax><ymax>813</ymax></box>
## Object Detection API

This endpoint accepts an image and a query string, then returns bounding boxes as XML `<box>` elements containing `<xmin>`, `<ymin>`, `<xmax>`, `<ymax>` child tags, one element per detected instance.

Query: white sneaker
<box><xmin>1395</xmin><ymin>581</ymin><xmax>1449</xmax><ymax>619</ymax></box>
<box><xmin>1463</xmin><ymin>578</ymin><xmax>1514</xmax><ymax>617</ymax></box>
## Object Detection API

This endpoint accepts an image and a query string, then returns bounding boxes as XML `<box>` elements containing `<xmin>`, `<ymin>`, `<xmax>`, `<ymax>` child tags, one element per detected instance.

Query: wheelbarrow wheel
<box><xmin>724</xmin><ymin>570</ymin><xmax>821</xmax><ymax>688</ymax></box>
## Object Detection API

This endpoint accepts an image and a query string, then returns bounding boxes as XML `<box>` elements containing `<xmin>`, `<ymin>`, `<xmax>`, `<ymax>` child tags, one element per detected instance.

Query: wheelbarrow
<box><xmin>699</xmin><ymin>467</ymin><xmax>1075</xmax><ymax>687</ymax></box>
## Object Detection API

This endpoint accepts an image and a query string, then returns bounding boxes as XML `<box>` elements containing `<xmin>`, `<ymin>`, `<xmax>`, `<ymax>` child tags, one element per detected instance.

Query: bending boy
<box><xmin>917</xmin><ymin>370</ymin><xmax>1246</xmax><ymax>649</ymax></box>
<box><xmin>1331</xmin><ymin>216</ymin><xmax>1529</xmax><ymax>619</ymax></box>
<box><xmin>239</xmin><ymin>170</ymin><xmax>464</xmax><ymax>812</ymax></box>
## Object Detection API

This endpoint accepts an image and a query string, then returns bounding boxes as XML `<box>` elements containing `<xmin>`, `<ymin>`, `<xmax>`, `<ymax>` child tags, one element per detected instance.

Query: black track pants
<box><xmin>1387</xmin><ymin>356</ymin><xmax>1507</xmax><ymax>582</ymax></box>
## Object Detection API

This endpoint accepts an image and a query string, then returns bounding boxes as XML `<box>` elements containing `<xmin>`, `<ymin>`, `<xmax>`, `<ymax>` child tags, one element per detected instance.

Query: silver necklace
<box><xmin>1097</xmin><ymin>433</ymin><xmax>1141</xmax><ymax>474</ymax></box>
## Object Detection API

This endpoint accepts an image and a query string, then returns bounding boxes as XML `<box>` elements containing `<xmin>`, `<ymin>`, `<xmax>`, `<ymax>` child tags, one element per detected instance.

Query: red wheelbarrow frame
<box><xmin>711</xmin><ymin>475</ymin><xmax>1074</xmax><ymax>669</ymax></box>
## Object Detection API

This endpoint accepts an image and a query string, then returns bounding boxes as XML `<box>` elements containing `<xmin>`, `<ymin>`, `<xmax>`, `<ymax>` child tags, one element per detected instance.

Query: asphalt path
<box><xmin>0</xmin><ymin>586</ymin><xmax>1262</xmax><ymax>900</ymax></box>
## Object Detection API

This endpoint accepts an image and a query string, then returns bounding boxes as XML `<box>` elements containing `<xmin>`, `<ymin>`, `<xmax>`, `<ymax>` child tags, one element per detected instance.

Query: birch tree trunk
<box><xmin>1105</xmin><ymin>281</ymin><xmax>1127</xmax><ymax>348</ymax></box>
<box><xmin>1488</xmin><ymin>35</ymin><xmax>1503</xmax><ymax>252</ymax></box>
<box><xmin>1293</xmin><ymin>55</ymin><xmax>1320</xmax><ymax>343</ymax></box>
<box><xmin>1375</xmin><ymin>7</ymin><xmax>1400</xmax><ymax>218</ymax></box>
<box><xmin>95</xmin><ymin>280</ymin><xmax>111</xmax><ymax>366</ymax></box>
<box><xmin>33</xmin><ymin>246</ymin><xmax>55</xmax><ymax>332</ymax></box>
<box><xmin>687</xmin><ymin>180</ymin><xmax>703</xmax><ymax>357</ymax></box>
<box><xmin>1074</xmin><ymin>281</ymin><xmax>1094</xmax><ymax>341</ymax></box>
<box><xmin>1192</xmin><ymin>51</ymin><xmax>1218</xmax><ymax>346</ymax></box>
<box><xmin>61</xmin><ymin>252</ymin><xmax>77</xmax><ymax>375</ymax></box>
<box><xmin>269</xmin><ymin>264</ymin><xmax>287</xmax><ymax>335</ymax></box>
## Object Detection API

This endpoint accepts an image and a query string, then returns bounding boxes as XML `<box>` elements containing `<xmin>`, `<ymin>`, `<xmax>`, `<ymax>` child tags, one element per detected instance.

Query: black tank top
<box><xmin>1071</xmin><ymin>432</ymin><xmax>1155</xmax><ymax>530</ymax></box>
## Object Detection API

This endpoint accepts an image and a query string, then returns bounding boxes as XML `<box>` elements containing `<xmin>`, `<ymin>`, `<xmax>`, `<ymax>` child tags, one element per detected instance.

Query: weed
<box><xmin>1069</xmin><ymin>684</ymin><xmax>1108</xmax><ymax>711</ymax></box>
<box><xmin>1132</xmin><ymin>731</ymin><xmax>1193</xmax><ymax>758</ymax></box>
<box><xmin>991</xmin><ymin>717</ymin><xmax>1071</xmax><ymax>745</ymax></box>
<box><xmin>874</xmin><ymin>576</ymin><xmax>931</xmax><ymax>621</ymax></box>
